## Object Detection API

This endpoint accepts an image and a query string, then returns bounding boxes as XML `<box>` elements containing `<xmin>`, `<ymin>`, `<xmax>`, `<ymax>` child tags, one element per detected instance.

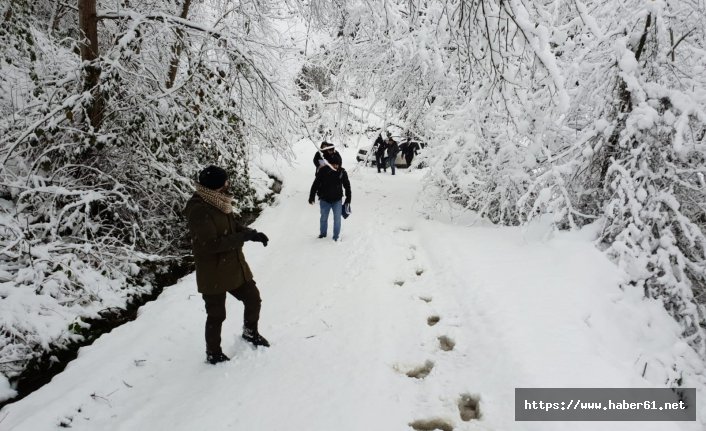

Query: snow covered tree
<box><xmin>309</xmin><ymin>0</ymin><xmax>567</xmax><ymax>223</ymax></box>
<box><xmin>317</xmin><ymin>0</ymin><xmax>706</xmax><ymax>372</ymax></box>
<box><xmin>517</xmin><ymin>1</ymin><xmax>706</xmax><ymax>358</ymax></box>
<box><xmin>0</xmin><ymin>0</ymin><xmax>303</xmax><ymax>384</ymax></box>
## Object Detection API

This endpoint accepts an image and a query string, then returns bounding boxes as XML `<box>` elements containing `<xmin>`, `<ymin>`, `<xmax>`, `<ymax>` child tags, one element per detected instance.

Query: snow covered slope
<box><xmin>0</xmin><ymin>141</ymin><xmax>703</xmax><ymax>431</ymax></box>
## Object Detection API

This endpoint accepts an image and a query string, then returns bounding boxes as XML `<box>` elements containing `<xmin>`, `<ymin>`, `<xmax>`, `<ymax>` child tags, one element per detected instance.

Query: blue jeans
<box><xmin>388</xmin><ymin>155</ymin><xmax>396</xmax><ymax>174</ymax></box>
<box><xmin>320</xmin><ymin>199</ymin><xmax>342</xmax><ymax>240</ymax></box>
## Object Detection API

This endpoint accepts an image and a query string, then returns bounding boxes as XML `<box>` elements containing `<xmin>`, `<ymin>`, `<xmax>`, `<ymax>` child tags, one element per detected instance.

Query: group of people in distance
<box><xmin>372</xmin><ymin>132</ymin><xmax>419</xmax><ymax>175</ymax></box>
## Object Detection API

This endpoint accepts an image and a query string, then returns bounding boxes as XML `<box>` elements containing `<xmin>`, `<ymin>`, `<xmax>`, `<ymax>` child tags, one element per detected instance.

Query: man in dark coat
<box><xmin>403</xmin><ymin>139</ymin><xmax>419</xmax><ymax>167</ymax></box>
<box><xmin>399</xmin><ymin>141</ymin><xmax>409</xmax><ymax>162</ymax></box>
<box><xmin>369</xmin><ymin>134</ymin><xmax>384</xmax><ymax>167</ymax></box>
<box><xmin>308</xmin><ymin>154</ymin><xmax>352</xmax><ymax>241</ymax></box>
<box><xmin>386</xmin><ymin>136</ymin><xmax>399</xmax><ymax>175</ymax></box>
<box><xmin>313</xmin><ymin>142</ymin><xmax>342</xmax><ymax>173</ymax></box>
<box><xmin>373</xmin><ymin>134</ymin><xmax>388</xmax><ymax>173</ymax></box>
<box><xmin>183</xmin><ymin>166</ymin><xmax>271</xmax><ymax>364</ymax></box>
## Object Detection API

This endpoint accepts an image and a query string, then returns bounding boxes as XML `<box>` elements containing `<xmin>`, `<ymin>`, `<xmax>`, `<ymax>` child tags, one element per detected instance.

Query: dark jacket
<box><xmin>399</xmin><ymin>142</ymin><xmax>409</xmax><ymax>155</ymax></box>
<box><xmin>183</xmin><ymin>194</ymin><xmax>255</xmax><ymax>294</ymax></box>
<box><xmin>313</xmin><ymin>151</ymin><xmax>342</xmax><ymax>169</ymax></box>
<box><xmin>309</xmin><ymin>166</ymin><xmax>352</xmax><ymax>204</ymax></box>
<box><xmin>374</xmin><ymin>140</ymin><xmax>388</xmax><ymax>157</ymax></box>
<box><xmin>387</xmin><ymin>139</ymin><xmax>399</xmax><ymax>157</ymax></box>
<box><xmin>404</xmin><ymin>141</ymin><xmax>419</xmax><ymax>155</ymax></box>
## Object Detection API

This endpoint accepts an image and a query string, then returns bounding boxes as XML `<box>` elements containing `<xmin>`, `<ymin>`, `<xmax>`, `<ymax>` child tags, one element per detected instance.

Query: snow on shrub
<box><xmin>0</xmin><ymin>0</ymin><xmax>301</xmax><ymax>388</ymax></box>
<box><xmin>317</xmin><ymin>0</ymin><xmax>706</xmax><ymax>386</ymax></box>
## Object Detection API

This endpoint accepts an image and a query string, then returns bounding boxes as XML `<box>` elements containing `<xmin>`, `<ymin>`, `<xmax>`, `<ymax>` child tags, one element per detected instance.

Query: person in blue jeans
<box><xmin>386</xmin><ymin>136</ymin><xmax>399</xmax><ymax>175</ymax></box>
<box><xmin>309</xmin><ymin>158</ymin><xmax>352</xmax><ymax>241</ymax></box>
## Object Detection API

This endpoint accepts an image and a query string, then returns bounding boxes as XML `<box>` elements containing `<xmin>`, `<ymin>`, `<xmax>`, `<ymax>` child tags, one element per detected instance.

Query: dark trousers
<box><xmin>376</xmin><ymin>154</ymin><xmax>386</xmax><ymax>172</ymax></box>
<box><xmin>405</xmin><ymin>152</ymin><xmax>414</xmax><ymax>167</ymax></box>
<box><xmin>202</xmin><ymin>280</ymin><xmax>262</xmax><ymax>354</ymax></box>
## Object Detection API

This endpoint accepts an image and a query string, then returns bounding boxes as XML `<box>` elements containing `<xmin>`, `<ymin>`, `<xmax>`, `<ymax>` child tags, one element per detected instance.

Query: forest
<box><xmin>1</xmin><ymin>0</ymin><xmax>704</xmax><ymax>407</ymax></box>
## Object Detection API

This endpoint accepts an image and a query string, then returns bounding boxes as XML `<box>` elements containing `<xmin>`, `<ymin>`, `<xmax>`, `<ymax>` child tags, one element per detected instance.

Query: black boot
<box><xmin>242</xmin><ymin>328</ymin><xmax>270</xmax><ymax>347</ymax></box>
<box><xmin>206</xmin><ymin>351</ymin><xmax>230</xmax><ymax>364</ymax></box>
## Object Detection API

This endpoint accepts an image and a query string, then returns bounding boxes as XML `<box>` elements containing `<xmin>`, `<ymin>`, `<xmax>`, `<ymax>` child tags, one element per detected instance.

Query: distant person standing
<box><xmin>370</xmin><ymin>134</ymin><xmax>384</xmax><ymax>167</ymax></box>
<box><xmin>399</xmin><ymin>140</ymin><xmax>409</xmax><ymax>164</ymax></box>
<box><xmin>309</xmin><ymin>154</ymin><xmax>352</xmax><ymax>241</ymax></box>
<box><xmin>313</xmin><ymin>142</ymin><xmax>342</xmax><ymax>173</ymax></box>
<box><xmin>183</xmin><ymin>166</ymin><xmax>271</xmax><ymax>365</ymax></box>
<box><xmin>403</xmin><ymin>139</ymin><xmax>419</xmax><ymax>167</ymax></box>
<box><xmin>374</xmin><ymin>134</ymin><xmax>388</xmax><ymax>173</ymax></box>
<box><xmin>386</xmin><ymin>134</ymin><xmax>399</xmax><ymax>175</ymax></box>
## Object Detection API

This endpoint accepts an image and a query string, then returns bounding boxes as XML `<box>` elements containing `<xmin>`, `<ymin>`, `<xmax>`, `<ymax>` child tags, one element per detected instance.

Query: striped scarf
<box><xmin>195</xmin><ymin>183</ymin><xmax>233</xmax><ymax>214</ymax></box>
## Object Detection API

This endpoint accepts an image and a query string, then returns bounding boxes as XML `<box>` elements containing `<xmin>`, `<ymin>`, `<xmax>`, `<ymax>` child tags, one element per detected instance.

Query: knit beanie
<box><xmin>198</xmin><ymin>165</ymin><xmax>229</xmax><ymax>190</ymax></box>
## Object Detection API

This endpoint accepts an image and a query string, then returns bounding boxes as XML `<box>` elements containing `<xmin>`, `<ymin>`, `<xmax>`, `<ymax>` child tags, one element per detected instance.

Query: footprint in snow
<box><xmin>415</xmin><ymin>268</ymin><xmax>424</xmax><ymax>276</ymax></box>
<box><xmin>408</xmin><ymin>418</ymin><xmax>454</xmax><ymax>431</ymax></box>
<box><xmin>418</xmin><ymin>296</ymin><xmax>432</xmax><ymax>303</ymax></box>
<box><xmin>438</xmin><ymin>335</ymin><xmax>455</xmax><ymax>352</ymax></box>
<box><xmin>394</xmin><ymin>280</ymin><xmax>405</xmax><ymax>287</ymax></box>
<box><xmin>458</xmin><ymin>394</ymin><xmax>481</xmax><ymax>421</ymax></box>
<box><xmin>427</xmin><ymin>315</ymin><xmax>440</xmax><ymax>326</ymax></box>
<box><xmin>403</xmin><ymin>360</ymin><xmax>435</xmax><ymax>379</ymax></box>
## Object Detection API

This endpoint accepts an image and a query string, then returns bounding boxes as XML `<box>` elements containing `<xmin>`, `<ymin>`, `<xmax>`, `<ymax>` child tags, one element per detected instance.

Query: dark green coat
<box><xmin>183</xmin><ymin>194</ymin><xmax>255</xmax><ymax>294</ymax></box>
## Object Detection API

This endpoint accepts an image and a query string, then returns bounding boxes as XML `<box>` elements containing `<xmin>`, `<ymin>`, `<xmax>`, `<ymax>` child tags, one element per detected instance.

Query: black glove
<box><xmin>252</xmin><ymin>231</ymin><xmax>269</xmax><ymax>247</ymax></box>
<box><xmin>344</xmin><ymin>198</ymin><xmax>351</xmax><ymax>205</ymax></box>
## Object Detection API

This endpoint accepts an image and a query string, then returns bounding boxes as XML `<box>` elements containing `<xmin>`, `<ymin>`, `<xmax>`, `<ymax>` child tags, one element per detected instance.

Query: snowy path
<box><xmin>0</xmin><ymin>143</ymin><xmax>701</xmax><ymax>431</ymax></box>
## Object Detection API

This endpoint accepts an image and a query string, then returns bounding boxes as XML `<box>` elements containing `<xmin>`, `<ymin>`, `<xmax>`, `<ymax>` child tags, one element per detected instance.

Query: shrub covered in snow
<box><xmin>516</xmin><ymin>1</ymin><xmax>706</xmax><ymax>359</ymax></box>
<box><xmin>0</xmin><ymin>0</ymin><xmax>300</xmax><ymax>393</ymax></box>
<box><xmin>315</xmin><ymin>0</ymin><xmax>706</xmax><ymax>383</ymax></box>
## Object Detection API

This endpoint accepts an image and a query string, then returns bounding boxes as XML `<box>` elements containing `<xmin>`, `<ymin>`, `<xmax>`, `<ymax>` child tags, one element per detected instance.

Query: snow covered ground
<box><xmin>0</xmin><ymin>141</ymin><xmax>703</xmax><ymax>431</ymax></box>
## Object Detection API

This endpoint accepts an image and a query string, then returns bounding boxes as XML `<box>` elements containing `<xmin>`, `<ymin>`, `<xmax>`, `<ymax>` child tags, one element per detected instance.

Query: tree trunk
<box><xmin>599</xmin><ymin>14</ymin><xmax>652</xmax><ymax>181</ymax></box>
<box><xmin>78</xmin><ymin>0</ymin><xmax>103</xmax><ymax>129</ymax></box>
<box><xmin>166</xmin><ymin>0</ymin><xmax>192</xmax><ymax>89</ymax></box>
